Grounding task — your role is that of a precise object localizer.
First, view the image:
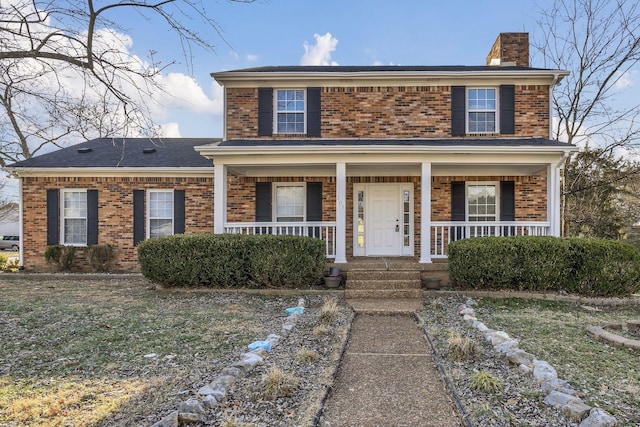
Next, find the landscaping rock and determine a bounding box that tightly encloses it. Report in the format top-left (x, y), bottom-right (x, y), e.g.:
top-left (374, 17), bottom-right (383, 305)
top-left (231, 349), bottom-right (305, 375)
top-left (579, 408), bottom-right (618, 427)
top-left (494, 339), bottom-right (520, 354)
top-left (221, 366), bottom-right (243, 378)
top-left (519, 364), bottom-right (533, 375)
top-left (475, 322), bottom-right (489, 332)
top-left (178, 412), bottom-right (203, 424)
top-left (541, 378), bottom-right (575, 395)
top-left (459, 307), bottom-right (476, 316)
top-left (150, 411), bottom-right (178, 427)
top-left (266, 333), bottom-right (282, 347)
top-left (506, 349), bottom-right (535, 367)
top-left (463, 314), bottom-right (477, 323)
top-left (543, 391), bottom-right (580, 408)
top-left (533, 360), bottom-right (558, 382)
top-left (491, 331), bottom-right (512, 346)
top-left (562, 399), bottom-right (592, 422)
top-left (202, 395), bottom-right (218, 409)
top-left (178, 399), bottom-right (205, 415)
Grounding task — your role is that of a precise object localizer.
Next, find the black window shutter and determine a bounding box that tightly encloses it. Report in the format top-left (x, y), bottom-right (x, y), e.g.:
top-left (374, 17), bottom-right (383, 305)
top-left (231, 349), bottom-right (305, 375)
top-left (255, 182), bottom-right (272, 222)
top-left (306, 88), bottom-right (321, 137)
top-left (500, 181), bottom-right (515, 221)
top-left (451, 86), bottom-right (466, 136)
top-left (133, 190), bottom-right (145, 245)
top-left (174, 190), bottom-right (185, 234)
top-left (306, 182), bottom-right (322, 221)
top-left (46, 189), bottom-right (59, 245)
top-left (258, 88), bottom-right (273, 136)
top-left (451, 181), bottom-right (466, 240)
top-left (87, 190), bottom-right (98, 245)
top-left (500, 85), bottom-right (515, 134)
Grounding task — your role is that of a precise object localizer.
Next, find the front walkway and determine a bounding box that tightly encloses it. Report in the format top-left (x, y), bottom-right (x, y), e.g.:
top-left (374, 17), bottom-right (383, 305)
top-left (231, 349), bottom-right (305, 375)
top-left (319, 303), bottom-right (462, 426)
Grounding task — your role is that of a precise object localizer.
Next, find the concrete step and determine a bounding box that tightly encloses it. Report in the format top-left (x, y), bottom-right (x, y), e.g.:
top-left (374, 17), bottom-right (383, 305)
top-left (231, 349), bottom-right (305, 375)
top-left (347, 279), bottom-right (422, 291)
top-left (345, 289), bottom-right (423, 299)
top-left (347, 270), bottom-right (421, 281)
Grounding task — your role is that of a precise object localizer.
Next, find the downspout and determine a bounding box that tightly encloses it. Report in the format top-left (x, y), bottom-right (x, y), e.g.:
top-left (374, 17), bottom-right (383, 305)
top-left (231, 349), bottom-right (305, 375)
top-left (18, 175), bottom-right (24, 270)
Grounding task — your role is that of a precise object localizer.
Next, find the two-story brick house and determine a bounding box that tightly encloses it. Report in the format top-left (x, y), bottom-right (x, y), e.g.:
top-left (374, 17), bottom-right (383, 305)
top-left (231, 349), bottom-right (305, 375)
top-left (7, 33), bottom-right (576, 273)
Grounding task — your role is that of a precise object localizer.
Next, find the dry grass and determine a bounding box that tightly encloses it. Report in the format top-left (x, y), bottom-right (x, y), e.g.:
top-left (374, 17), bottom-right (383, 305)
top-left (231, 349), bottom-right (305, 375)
top-left (447, 329), bottom-right (479, 360)
top-left (0, 276), bottom-right (297, 426)
top-left (261, 367), bottom-right (299, 399)
top-left (318, 298), bottom-right (341, 323)
top-left (295, 347), bottom-right (318, 363)
top-left (476, 298), bottom-right (640, 425)
top-left (470, 371), bottom-right (504, 394)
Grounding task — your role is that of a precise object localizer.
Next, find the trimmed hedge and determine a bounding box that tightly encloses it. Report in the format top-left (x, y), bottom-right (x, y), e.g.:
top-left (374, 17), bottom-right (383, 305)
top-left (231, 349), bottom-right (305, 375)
top-left (448, 236), bottom-right (640, 297)
top-left (137, 233), bottom-right (326, 288)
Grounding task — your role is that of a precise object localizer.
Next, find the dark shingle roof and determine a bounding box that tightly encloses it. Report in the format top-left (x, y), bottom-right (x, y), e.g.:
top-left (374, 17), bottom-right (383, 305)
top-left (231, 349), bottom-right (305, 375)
top-left (9, 138), bottom-right (218, 169)
top-left (218, 138), bottom-right (572, 148)
top-left (215, 65), bottom-right (552, 73)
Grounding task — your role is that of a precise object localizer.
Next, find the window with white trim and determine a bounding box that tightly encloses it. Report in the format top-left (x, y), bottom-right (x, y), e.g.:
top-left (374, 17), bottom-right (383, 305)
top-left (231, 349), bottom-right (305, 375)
top-left (467, 88), bottom-right (497, 133)
top-left (275, 89), bottom-right (305, 133)
top-left (148, 190), bottom-right (174, 238)
top-left (62, 190), bottom-right (87, 245)
top-left (467, 183), bottom-right (498, 222)
top-left (274, 184), bottom-right (305, 222)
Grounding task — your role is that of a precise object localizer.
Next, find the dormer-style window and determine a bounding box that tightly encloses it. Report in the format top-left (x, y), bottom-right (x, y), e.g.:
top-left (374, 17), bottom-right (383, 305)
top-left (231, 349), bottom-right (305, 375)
top-left (467, 88), bottom-right (497, 133)
top-left (275, 90), bottom-right (305, 134)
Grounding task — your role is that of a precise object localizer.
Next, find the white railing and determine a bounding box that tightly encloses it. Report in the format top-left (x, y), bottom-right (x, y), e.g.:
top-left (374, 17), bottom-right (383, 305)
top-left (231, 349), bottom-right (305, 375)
top-left (430, 221), bottom-right (551, 258)
top-left (224, 221), bottom-right (337, 258)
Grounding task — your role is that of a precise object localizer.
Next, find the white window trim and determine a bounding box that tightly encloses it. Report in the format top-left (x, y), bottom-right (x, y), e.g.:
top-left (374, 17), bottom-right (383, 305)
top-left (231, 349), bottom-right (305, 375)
top-left (146, 189), bottom-right (174, 239)
top-left (273, 182), bottom-right (306, 222)
top-left (465, 181), bottom-right (500, 222)
top-left (60, 189), bottom-right (88, 246)
top-left (273, 88), bottom-right (307, 134)
top-left (466, 87), bottom-right (499, 134)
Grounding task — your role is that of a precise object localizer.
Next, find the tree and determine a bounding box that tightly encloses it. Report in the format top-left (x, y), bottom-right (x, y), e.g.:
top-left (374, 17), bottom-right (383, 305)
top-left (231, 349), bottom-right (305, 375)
top-left (0, 0), bottom-right (251, 168)
top-left (533, 0), bottom-right (640, 236)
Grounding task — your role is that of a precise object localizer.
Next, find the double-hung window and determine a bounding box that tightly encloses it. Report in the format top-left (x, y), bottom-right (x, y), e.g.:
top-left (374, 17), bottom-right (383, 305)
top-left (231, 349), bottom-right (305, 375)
top-left (274, 184), bottom-right (305, 222)
top-left (467, 184), bottom-right (498, 222)
top-left (275, 89), bottom-right (305, 134)
top-left (468, 88), bottom-right (497, 133)
top-left (62, 190), bottom-right (87, 245)
top-left (148, 190), bottom-right (174, 238)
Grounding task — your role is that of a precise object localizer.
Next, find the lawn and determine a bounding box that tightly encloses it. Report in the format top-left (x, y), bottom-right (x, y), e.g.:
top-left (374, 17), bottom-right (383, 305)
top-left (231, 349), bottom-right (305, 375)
top-left (0, 275), bottom-right (344, 426)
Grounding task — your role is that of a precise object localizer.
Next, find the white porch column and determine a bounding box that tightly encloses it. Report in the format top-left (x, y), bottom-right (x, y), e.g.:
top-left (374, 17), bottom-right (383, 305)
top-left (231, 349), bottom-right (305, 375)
top-left (548, 163), bottom-right (561, 236)
top-left (420, 162), bottom-right (432, 263)
top-left (335, 162), bottom-right (347, 264)
top-left (214, 163), bottom-right (227, 234)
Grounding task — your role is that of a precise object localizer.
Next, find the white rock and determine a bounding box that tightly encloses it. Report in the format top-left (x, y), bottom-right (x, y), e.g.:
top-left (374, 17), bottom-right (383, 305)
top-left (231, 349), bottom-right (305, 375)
top-left (494, 339), bottom-right (520, 354)
top-left (150, 411), bottom-right (179, 427)
top-left (144, 353), bottom-right (158, 358)
top-left (475, 322), bottom-right (489, 332)
top-left (460, 307), bottom-right (476, 316)
top-left (533, 360), bottom-right (558, 382)
top-left (579, 408), bottom-right (618, 427)
top-left (519, 364), bottom-right (533, 375)
top-left (178, 398), bottom-right (205, 415)
top-left (562, 399), bottom-right (592, 422)
top-left (202, 394), bottom-right (218, 409)
top-left (506, 349), bottom-right (535, 366)
top-left (543, 391), bottom-right (580, 408)
top-left (491, 331), bottom-right (512, 346)
top-left (463, 314), bottom-right (477, 323)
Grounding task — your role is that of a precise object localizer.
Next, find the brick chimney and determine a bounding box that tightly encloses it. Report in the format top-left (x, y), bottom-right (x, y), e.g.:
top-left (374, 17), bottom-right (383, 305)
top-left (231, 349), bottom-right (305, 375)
top-left (486, 33), bottom-right (529, 67)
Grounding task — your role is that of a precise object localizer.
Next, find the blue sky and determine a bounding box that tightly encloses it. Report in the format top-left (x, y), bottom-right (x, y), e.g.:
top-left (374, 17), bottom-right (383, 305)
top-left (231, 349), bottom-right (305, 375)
top-left (107, 0), bottom-right (555, 139)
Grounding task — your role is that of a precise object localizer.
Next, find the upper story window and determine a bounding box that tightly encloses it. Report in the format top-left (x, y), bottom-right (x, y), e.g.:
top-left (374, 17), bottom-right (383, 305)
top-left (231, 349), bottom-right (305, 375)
top-left (275, 89), bottom-right (305, 133)
top-left (274, 183), bottom-right (305, 222)
top-left (467, 88), bottom-right (497, 133)
top-left (148, 190), bottom-right (174, 238)
top-left (61, 190), bottom-right (87, 245)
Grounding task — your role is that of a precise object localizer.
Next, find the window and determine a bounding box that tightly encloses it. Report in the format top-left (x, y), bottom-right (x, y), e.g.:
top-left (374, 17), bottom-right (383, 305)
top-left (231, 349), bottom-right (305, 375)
top-left (62, 190), bottom-right (87, 245)
top-left (148, 190), bottom-right (174, 238)
top-left (468, 88), bottom-right (497, 133)
top-left (467, 184), bottom-right (497, 222)
top-left (274, 184), bottom-right (305, 222)
top-left (275, 89), bottom-right (305, 133)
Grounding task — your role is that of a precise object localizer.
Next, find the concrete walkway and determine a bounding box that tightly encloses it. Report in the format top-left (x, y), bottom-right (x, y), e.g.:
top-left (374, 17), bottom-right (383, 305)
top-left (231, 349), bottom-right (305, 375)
top-left (319, 300), bottom-right (462, 426)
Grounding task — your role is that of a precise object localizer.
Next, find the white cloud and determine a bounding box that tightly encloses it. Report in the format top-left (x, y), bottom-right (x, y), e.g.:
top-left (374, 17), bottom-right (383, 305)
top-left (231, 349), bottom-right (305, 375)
top-left (155, 73), bottom-right (220, 115)
top-left (615, 70), bottom-right (637, 89)
top-left (300, 33), bottom-right (339, 66)
top-left (157, 122), bottom-right (182, 137)
top-left (246, 53), bottom-right (259, 62)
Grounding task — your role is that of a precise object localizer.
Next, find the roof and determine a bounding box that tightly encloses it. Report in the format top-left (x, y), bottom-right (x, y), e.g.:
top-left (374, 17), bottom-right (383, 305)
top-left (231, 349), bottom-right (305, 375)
top-left (8, 138), bottom-right (218, 169)
top-left (217, 65), bottom-right (551, 73)
top-left (217, 138), bottom-right (573, 148)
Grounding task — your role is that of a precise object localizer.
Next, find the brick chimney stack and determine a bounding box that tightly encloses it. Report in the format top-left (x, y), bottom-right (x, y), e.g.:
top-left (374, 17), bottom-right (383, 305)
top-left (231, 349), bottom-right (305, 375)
top-left (486, 33), bottom-right (529, 67)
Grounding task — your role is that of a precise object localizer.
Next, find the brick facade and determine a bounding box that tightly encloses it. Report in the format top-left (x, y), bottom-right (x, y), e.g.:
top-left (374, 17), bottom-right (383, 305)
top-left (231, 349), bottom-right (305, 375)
top-left (486, 33), bottom-right (530, 67)
top-left (226, 85), bottom-right (549, 140)
top-left (22, 176), bottom-right (214, 272)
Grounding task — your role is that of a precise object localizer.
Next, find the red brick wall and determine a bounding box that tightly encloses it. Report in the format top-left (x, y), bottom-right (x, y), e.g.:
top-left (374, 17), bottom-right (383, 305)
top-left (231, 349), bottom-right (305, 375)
top-left (21, 176), bottom-right (214, 272)
top-left (225, 85), bottom-right (550, 140)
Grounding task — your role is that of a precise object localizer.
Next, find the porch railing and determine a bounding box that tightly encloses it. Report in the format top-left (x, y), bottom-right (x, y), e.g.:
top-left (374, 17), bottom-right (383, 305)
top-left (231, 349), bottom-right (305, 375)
top-left (224, 221), bottom-right (337, 258)
top-left (430, 221), bottom-right (551, 258)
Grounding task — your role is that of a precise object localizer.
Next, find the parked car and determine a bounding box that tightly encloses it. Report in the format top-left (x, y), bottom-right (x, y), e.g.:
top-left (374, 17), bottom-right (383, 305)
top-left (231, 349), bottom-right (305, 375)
top-left (0, 235), bottom-right (20, 251)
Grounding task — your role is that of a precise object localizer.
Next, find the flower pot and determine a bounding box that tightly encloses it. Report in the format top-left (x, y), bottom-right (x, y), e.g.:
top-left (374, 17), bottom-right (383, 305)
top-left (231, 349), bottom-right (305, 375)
top-left (423, 277), bottom-right (441, 290)
top-left (324, 275), bottom-right (341, 289)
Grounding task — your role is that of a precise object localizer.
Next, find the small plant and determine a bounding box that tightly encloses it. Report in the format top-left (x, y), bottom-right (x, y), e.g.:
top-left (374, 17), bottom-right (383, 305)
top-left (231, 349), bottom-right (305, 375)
top-left (470, 371), bottom-right (504, 394)
top-left (319, 298), bottom-right (340, 323)
top-left (4, 258), bottom-right (20, 272)
top-left (295, 348), bottom-right (318, 363)
top-left (261, 367), bottom-right (299, 399)
top-left (0, 254), bottom-right (7, 271)
top-left (87, 244), bottom-right (114, 272)
top-left (313, 325), bottom-right (331, 336)
top-left (44, 245), bottom-right (76, 271)
top-left (447, 330), bottom-right (478, 360)
top-left (430, 298), bottom-right (445, 311)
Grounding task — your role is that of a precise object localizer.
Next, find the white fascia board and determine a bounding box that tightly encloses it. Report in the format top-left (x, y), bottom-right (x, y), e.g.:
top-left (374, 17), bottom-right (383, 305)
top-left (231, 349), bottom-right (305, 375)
top-left (7, 167), bottom-right (214, 178)
top-left (213, 70), bottom-right (570, 88)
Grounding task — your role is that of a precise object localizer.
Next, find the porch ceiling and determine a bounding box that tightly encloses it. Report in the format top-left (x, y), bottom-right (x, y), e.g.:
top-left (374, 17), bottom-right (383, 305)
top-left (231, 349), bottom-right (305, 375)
top-left (226, 163), bottom-right (548, 177)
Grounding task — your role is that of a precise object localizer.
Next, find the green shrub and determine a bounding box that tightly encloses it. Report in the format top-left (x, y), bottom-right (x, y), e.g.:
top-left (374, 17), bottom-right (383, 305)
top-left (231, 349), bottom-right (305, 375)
top-left (449, 236), bottom-right (640, 297)
top-left (44, 245), bottom-right (76, 272)
top-left (137, 233), bottom-right (326, 288)
top-left (87, 244), bottom-right (114, 272)
top-left (0, 254), bottom-right (7, 271)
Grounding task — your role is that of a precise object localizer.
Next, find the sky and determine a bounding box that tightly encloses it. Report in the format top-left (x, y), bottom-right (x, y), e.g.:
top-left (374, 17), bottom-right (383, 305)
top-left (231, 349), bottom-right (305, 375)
top-left (1, 0), bottom-right (639, 201)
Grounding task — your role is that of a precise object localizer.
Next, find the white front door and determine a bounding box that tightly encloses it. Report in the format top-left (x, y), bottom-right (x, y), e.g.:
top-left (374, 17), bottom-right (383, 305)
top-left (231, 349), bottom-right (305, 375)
top-left (368, 185), bottom-right (402, 255)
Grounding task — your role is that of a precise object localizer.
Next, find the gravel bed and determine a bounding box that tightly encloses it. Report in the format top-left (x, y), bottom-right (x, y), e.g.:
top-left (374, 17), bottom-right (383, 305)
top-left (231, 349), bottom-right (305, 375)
top-left (421, 295), bottom-right (577, 427)
top-left (146, 294), bottom-right (353, 427)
